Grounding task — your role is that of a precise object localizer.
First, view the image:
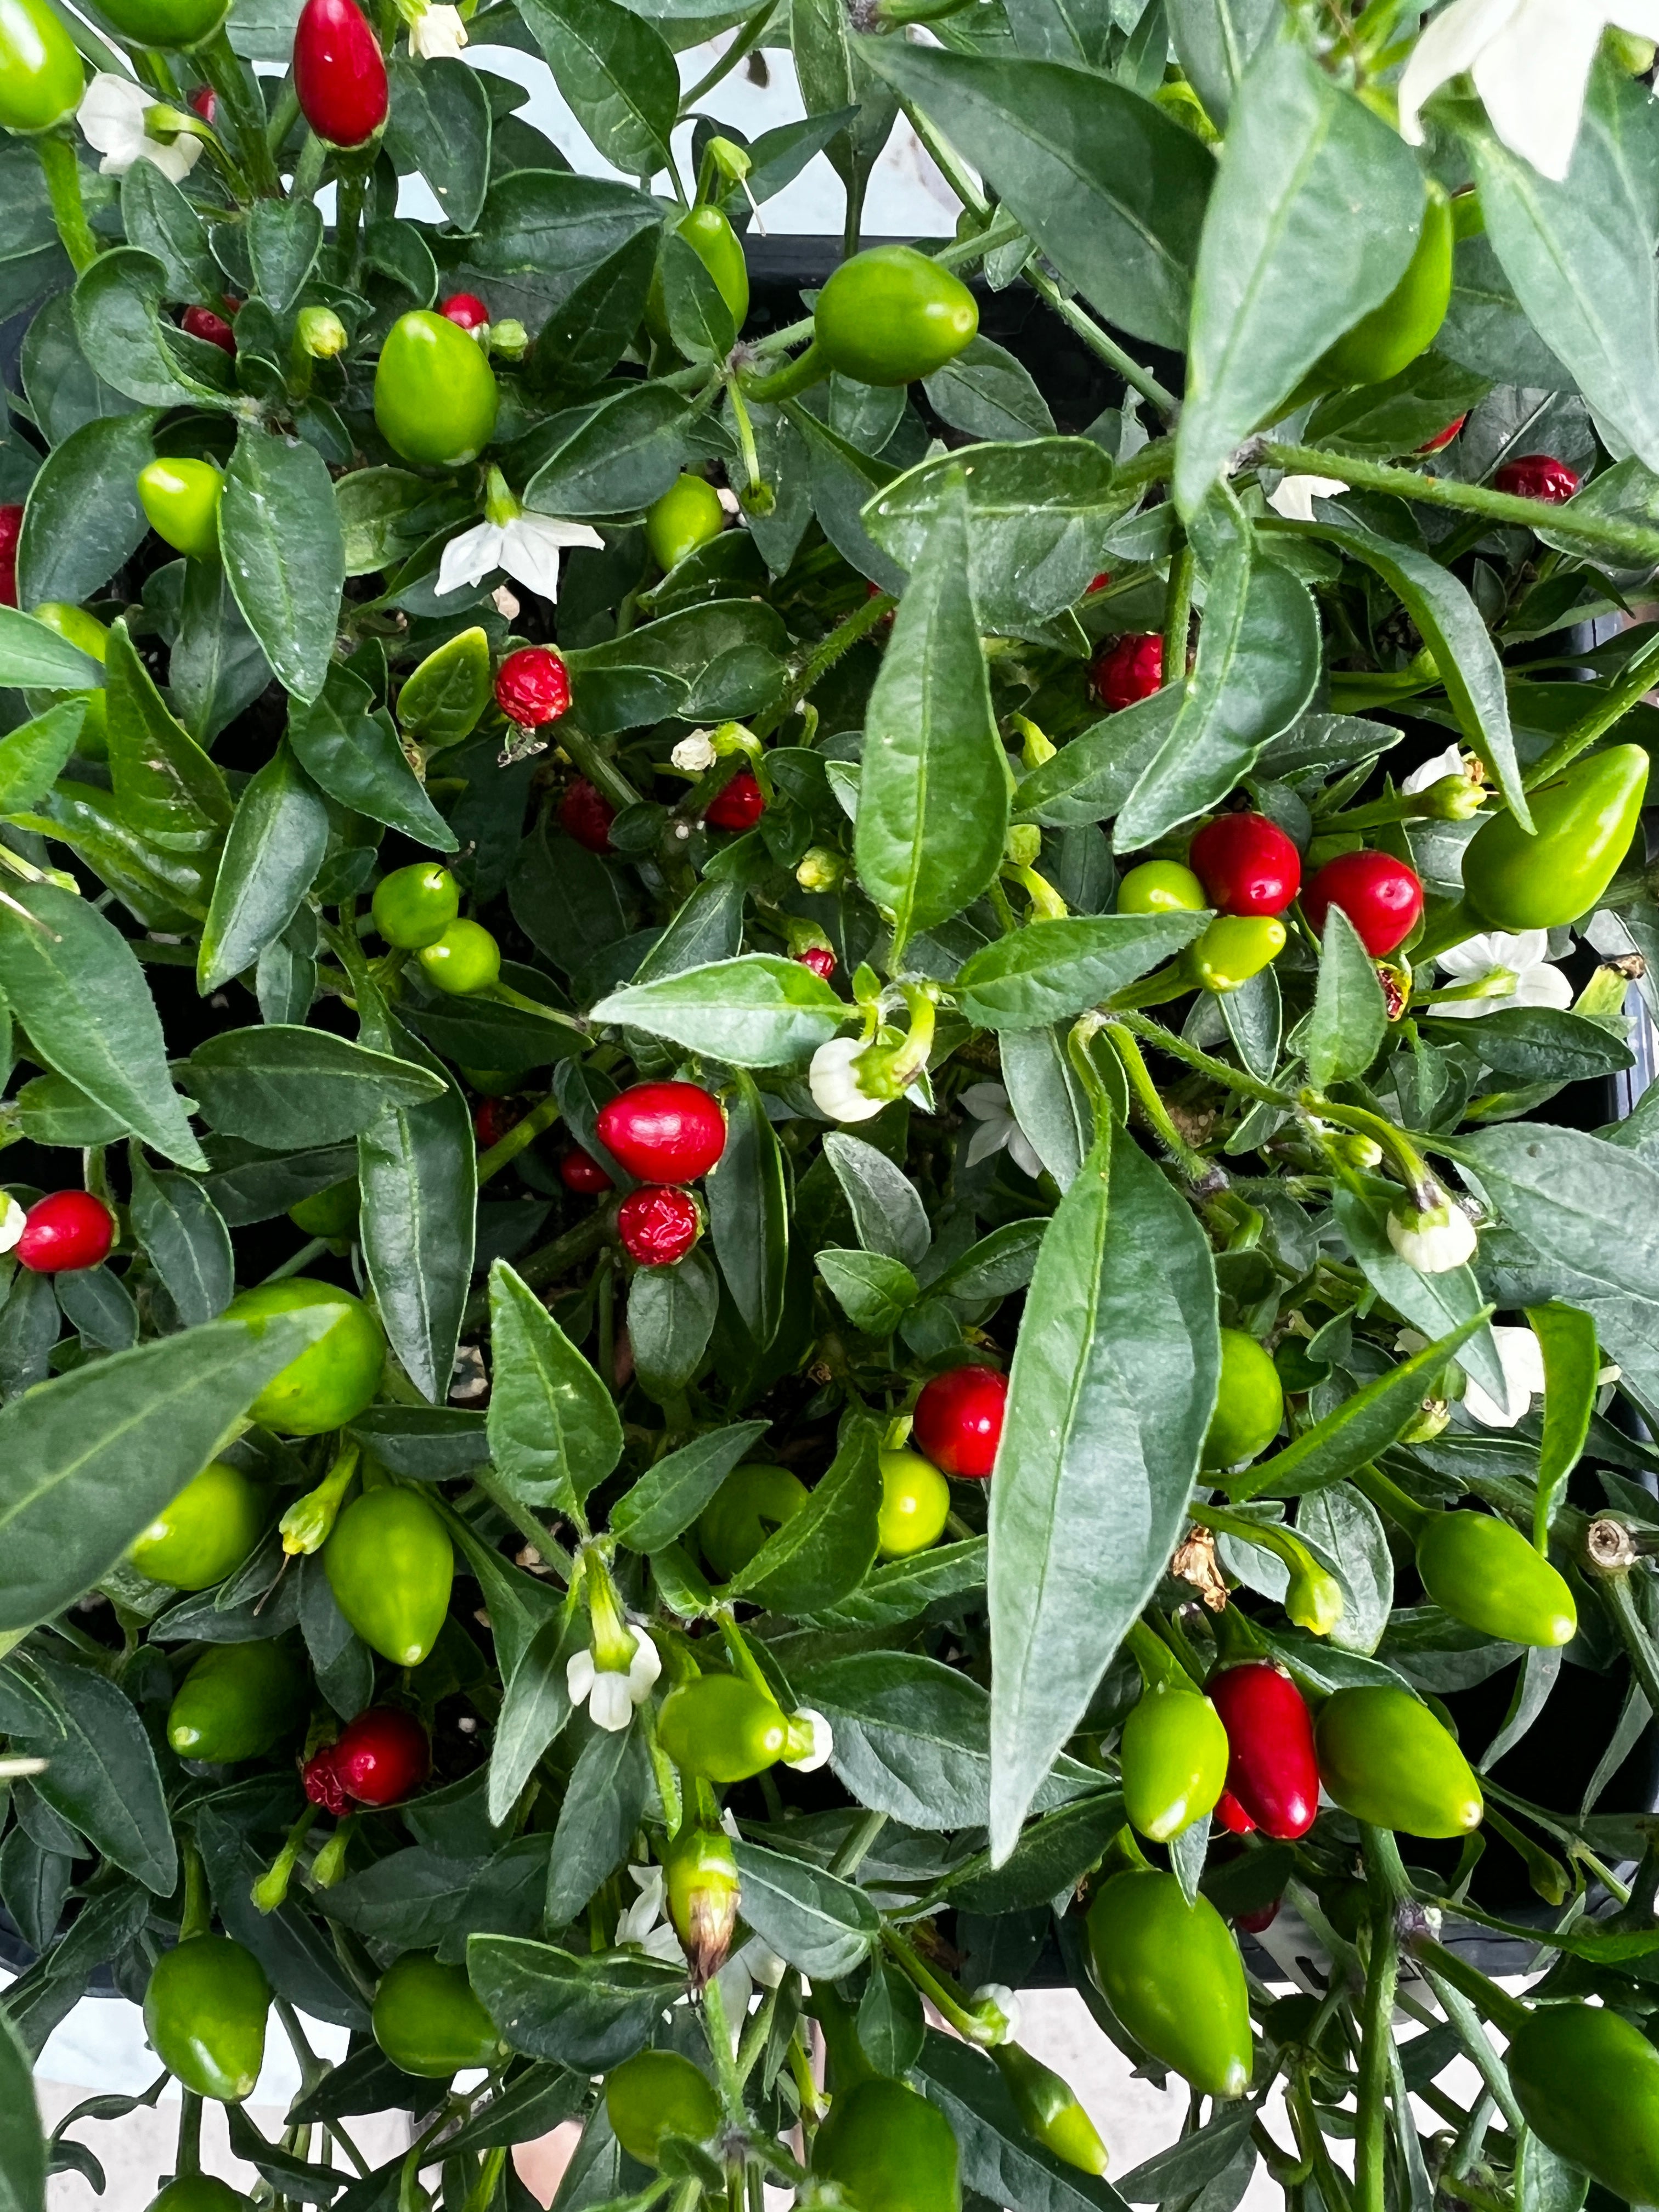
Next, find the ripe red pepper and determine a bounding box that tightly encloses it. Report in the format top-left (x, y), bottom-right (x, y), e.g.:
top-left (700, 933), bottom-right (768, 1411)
top-left (188, 83), bottom-right (216, 122)
top-left (182, 304), bottom-right (235, 355)
top-left (1416, 415), bottom-right (1466, 455)
top-left (1207, 1661), bottom-right (1319, 1842)
top-left (305, 1707), bottom-right (429, 1813)
top-left (560, 1146), bottom-right (614, 1194)
top-left (559, 776), bottom-right (614, 854)
top-left (1092, 633), bottom-right (1163, 712)
top-left (1302, 850), bottom-right (1423, 957)
top-left (1085, 571), bottom-right (1112, 595)
top-left (0, 505), bottom-right (21, 608)
top-left (293, 0), bottom-right (387, 149)
top-left (495, 646), bottom-right (570, 730)
top-left (795, 945), bottom-right (836, 981)
top-left (17, 1189), bottom-right (115, 1273)
top-left (1189, 812), bottom-right (1301, 918)
top-left (618, 1185), bottom-right (701, 1266)
top-left (1215, 1788), bottom-right (1255, 1836)
top-left (440, 291), bottom-right (489, 333)
top-left (912, 1364), bottom-right (1007, 1480)
top-left (596, 1082), bottom-right (725, 1183)
top-left (1494, 453), bottom-right (1580, 504)
top-left (706, 770), bottom-right (765, 831)
top-left (473, 1097), bottom-right (519, 1149)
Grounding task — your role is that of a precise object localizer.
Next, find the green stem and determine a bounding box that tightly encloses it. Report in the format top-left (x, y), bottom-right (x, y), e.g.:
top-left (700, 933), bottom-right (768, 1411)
top-left (754, 586), bottom-right (896, 740)
top-left (1024, 267), bottom-right (1181, 422)
top-left (882, 1923), bottom-right (983, 2040)
top-left (733, 1982), bottom-right (779, 2092)
top-left (176, 2092), bottom-right (203, 2177)
top-left (558, 721), bottom-right (640, 812)
top-left (1355, 1829), bottom-right (1405, 2212)
top-left (1348, 1463), bottom-right (1432, 1544)
top-left (467, 1468), bottom-right (577, 1580)
top-left (740, 339), bottom-right (830, 406)
top-left (1105, 1022), bottom-right (1215, 1183)
top-left (932, 211), bottom-right (1025, 273)
top-left (264, 71), bottom-right (299, 156)
top-left (724, 376), bottom-right (764, 496)
top-left (1593, 1565), bottom-right (1659, 1715)
top-left (830, 1808), bottom-right (888, 1880)
top-left (476, 1092), bottom-right (562, 1187)
top-left (180, 1835), bottom-right (211, 1940)
top-left (333, 167), bottom-right (366, 284)
top-left (899, 98), bottom-right (988, 219)
top-left (699, 1969), bottom-right (747, 2123)
top-left (1107, 1007), bottom-right (1293, 1107)
top-left (679, 0), bottom-right (777, 114)
top-left (1410, 1936), bottom-right (1528, 2040)
top-left (487, 980), bottom-right (586, 1033)
top-left (460, 1206), bottom-right (610, 1328)
top-left (36, 134), bottom-right (98, 273)
top-left (1304, 1093), bottom-right (1433, 1195)
top-left (1525, 627), bottom-right (1659, 789)
top-left (1260, 441), bottom-right (1659, 568)
top-left (262, 1235), bottom-right (328, 1284)
top-left (200, 25), bottom-right (280, 196)
top-left (1161, 539), bottom-right (1194, 682)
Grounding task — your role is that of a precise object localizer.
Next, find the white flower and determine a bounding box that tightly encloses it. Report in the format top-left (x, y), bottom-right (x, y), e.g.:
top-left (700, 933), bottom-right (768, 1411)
top-left (1400, 0), bottom-right (1659, 183)
top-left (1463, 1323), bottom-right (1548, 1427)
top-left (408, 1), bottom-right (466, 56)
top-left (0, 1195), bottom-right (25, 1255)
top-left (1433, 929), bottom-right (1572, 1019)
top-left (1267, 474), bottom-right (1346, 522)
top-left (809, 1036), bottom-right (885, 1123)
top-left (738, 1937), bottom-right (788, 1989)
top-left (961, 1082), bottom-right (1044, 1181)
top-left (782, 1707), bottom-right (833, 1773)
top-left (79, 74), bottom-right (203, 183)
top-left (1387, 1191), bottom-right (1479, 1273)
top-left (969, 1982), bottom-right (1023, 2046)
top-left (1402, 742), bottom-right (1466, 797)
top-left (615, 1863), bottom-right (687, 1961)
top-left (672, 732), bottom-right (718, 773)
top-left (437, 512), bottom-right (603, 603)
top-left (566, 1624), bottom-right (661, 1733)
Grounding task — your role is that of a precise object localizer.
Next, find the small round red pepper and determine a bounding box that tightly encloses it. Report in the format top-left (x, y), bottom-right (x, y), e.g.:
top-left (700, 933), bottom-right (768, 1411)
top-left (706, 770), bottom-right (765, 831)
top-left (495, 645), bottom-right (570, 730)
top-left (559, 776), bottom-right (614, 854)
top-left (1302, 849), bottom-right (1423, 957)
top-left (306, 1707), bottom-right (429, 1812)
top-left (293, 0), bottom-right (387, 148)
top-left (618, 1185), bottom-right (701, 1266)
top-left (560, 1146), bottom-right (614, 1194)
top-left (1092, 633), bottom-right (1163, 712)
top-left (1189, 812), bottom-right (1301, 918)
top-left (182, 304), bottom-right (236, 355)
top-left (1493, 453), bottom-right (1580, 504)
top-left (795, 945), bottom-right (836, 981)
top-left (1207, 1661), bottom-right (1319, 1842)
top-left (596, 1082), bottom-right (725, 1182)
top-left (188, 83), bottom-right (216, 121)
top-left (440, 291), bottom-right (489, 333)
top-left (473, 1097), bottom-right (520, 1149)
top-left (912, 1364), bottom-right (1007, 1480)
top-left (17, 1189), bottom-right (115, 1273)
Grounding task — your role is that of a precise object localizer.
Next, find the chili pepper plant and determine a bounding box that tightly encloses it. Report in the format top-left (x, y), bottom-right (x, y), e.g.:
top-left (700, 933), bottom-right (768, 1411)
top-left (6, 0), bottom-right (1659, 2207)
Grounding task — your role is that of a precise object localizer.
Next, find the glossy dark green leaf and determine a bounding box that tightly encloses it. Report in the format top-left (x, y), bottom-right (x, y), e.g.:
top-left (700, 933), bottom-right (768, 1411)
top-left (707, 1070), bottom-right (788, 1353)
top-left (221, 427), bottom-right (347, 705)
top-left (198, 742), bottom-right (330, 994)
top-left (923, 338), bottom-right (1055, 444)
top-left (128, 1153), bottom-right (234, 1327)
top-left (14, 1070), bottom-right (125, 1148)
top-left (0, 702), bottom-right (86, 811)
top-left (104, 618), bottom-right (232, 848)
top-left (245, 195), bottom-right (323, 311)
top-left (120, 161), bottom-right (215, 303)
top-left (661, 229), bottom-right (735, 363)
top-left (1013, 687), bottom-right (1183, 830)
top-left (1000, 1023), bottom-right (1093, 1192)
top-left (546, 1722), bottom-right (652, 1925)
top-left (629, 1247), bottom-right (719, 1402)
top-left (526, 384), bottom-right (694, 520)
top-left (488, 1257), bottom-right (623, 1508)
top-left (18, 290), bottom-right (124, 450)
top-left (386, 54), bottom-right (493, 233)
top-left (1458, 1122), bottom-right (1659, 1304)
top-left (815, 1248), bottom-right (917, 1334)
top-left (71, 250), bottom-right (233, 411)
top-left (593, 954), bottom-right (843, 1066)
top-left (508, 819), bottom-right (625, 975)
top-left (397, 626), bottom-right (492, 748)
top-left (731, 1839), bottom-right (879, 1978)
top-left (1526, 1300), bottom-right (1599, 1547)
top-left (726, 1416), bottom-right (881, 1614)
top-left (1334, 1190), bottom-right (1508, 1407)
top-left (189, 1025), bottom-right (445, 1146)
top-left (792, 0), bottom-right (897, 222)
top-left (609, 1421), bottom-right (771, 1553)
top-left (12, 1655), bottom-right (173, 1895)
top-left (1166, 0), bottom-right (1277, 128)
top-left (288, 668), bottom-right (456, 850)
top-left (1430, 1007), bottom-right (1633, 1084)
top-left (53, 1265), bottom-right (138, 1353)
top-left (989, 1124), bottom-right (1219, 1860)
top-left (469, 170), bottom-right (662, 394)
top-left (956, 913), bottom-right (1210, 1030)
top-left (517, 0), bottom-right (676, 177)
top-left (488, 1610), bottom-right (584, 1826)
top-left (823, 1132), bottom-right (930, 1267)
top-left (171, 556), bottom-right (274, 745)
top-left (0, 879), bottom-right (204, 1167)
top-left (1174, 40), bottom-right (1423, 515)
top-left (467, 1937), bottom-right (682, 2072)
top-left (14, 411), bottom-right (159, 611)
top-left (1304, 906), bottom-right (1387, 1090)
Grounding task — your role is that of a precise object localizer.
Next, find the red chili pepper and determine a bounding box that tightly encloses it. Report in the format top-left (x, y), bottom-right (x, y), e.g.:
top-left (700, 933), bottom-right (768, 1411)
top-left (912, 1364), bottom-right (1007, 1480)
top-left (795, 945), bottom-right (836, 981)
top-left (293, 0), bottom-right (388, 149)
top-left (559, 776), bottom-right (614, 855)
top-left (560, 1146), bottom-right (614, 1194)
top-left (17, 1190), bottom-right (115, 1273)
top-left (495, 646), bottom-right (570, 730)
top-left (440, 291), bottom-right (490, 333)
top-left (596, 1082), bottom-right (725, 1183)
top-left (1189, 812), bottom-right (1302, 918)
top-left (322, 1707), bottom-right (430, 1808)
top-left (618, 1185), bottom-right (701, 1266)
top-left (0, 505), bottom-right (22, 608)
top-left (1207, 1661), bottom-right (1319, 1842)
top-left (182, 304), bottom-right (236, 355)
top-left (302, 1745), bottom-right (349, 1815)
top-left (1493, 453), bottom-right (1580, 504)
top-left (188, 83), bottom-right (216, 122)
top-left (1215, 1788), bottom-right (1256, 1836)
top-left (706, 770), bottom-right (765, 831)
top-left (1092, 633), bottom-right (1163, 712)
top-left (1302, 849), bottom-right (1424, 957)
top-left (1236, 1898), bottom-right (1282, 1935)
top-left (1416, 415), bottom-right (1466, 455)
top-left (1085, 571), bottom-right (1113, 595)
top-left (473, 1097), bottom-right (520, 1149)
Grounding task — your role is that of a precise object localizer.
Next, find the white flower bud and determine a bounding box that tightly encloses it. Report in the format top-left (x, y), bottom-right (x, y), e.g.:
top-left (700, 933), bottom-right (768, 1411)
top-left (809, 1037), bottom-right (885, 1123)
top-left (782, 1707), bottom-right (833, 1772)
top-left (1387, 1194), bottom-right (1477, 1274)
top-left (672, 732), bottom-right (718, 773)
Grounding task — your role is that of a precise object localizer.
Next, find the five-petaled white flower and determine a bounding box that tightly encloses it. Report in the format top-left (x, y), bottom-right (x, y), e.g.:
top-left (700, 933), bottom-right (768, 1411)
top-left (80, 74), bottom-right (203, 183)
top-left (1267, 473), bottom-right (1346, 522)
top-left (1400, 0), bottom-right (1659, 184)
top-left (1433, 928), bottom-right (1572, 1019)
top-left (408, 1), bottom-right (466, 56)
top-left (961, 1082), bottom-right (1044, 1181)
top-left (566, 1622), bottom-right (661, 1733)
top-left (1465, 1324), bottom-right (1548, 1427)
top-left (614, 1863), bottom-right (690, 1962)
top-left (437, 467), bottom-right (602, 603)
top-left (1402, 742), bottom-right (1465, 797)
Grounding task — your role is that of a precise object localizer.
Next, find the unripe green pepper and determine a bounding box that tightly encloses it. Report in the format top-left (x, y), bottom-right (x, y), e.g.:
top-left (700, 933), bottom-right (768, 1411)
top-left (812, 2074), bottom-right (962, 2212)
top-left (1313, 1685), bottom-right (1483, 1837)
top-left (167, 1640), bottom-right (307, 1763)
top-left (374, 310), bottom-right (499, 470)
top-left (1185, 915), bottom-right (1285, 995)
top-left (31, 602), bottom-right (109, 755)
top-left (0, 0), bottom-right (84, 133)
top-left (877, 1447), bottom-right (951, 1559)
top-left (663, 1820), bottom-right (740, 1988)
top-left (1117, 860), bottom-right (1206, 916)
top-left (1506, 2001), bottom-right (1659, 2204)
top-left (371, 1954), bottom-right (502, 2078)
top-left (1415, 1512), bottom-right (1577, 1648)
top-left (95, 0), bottom-right (226, 49)
top-left (287, 1178), bottom-right (359, 1239)
top-left (1202, 1328), bottom-right (1283, 1469)
top-left (371, 861), bottom-right (459, 950)
top-left (656, 1673), bottom-right (813, 1782)
top-left (650, 204), bottom-right (750, 343)
top-left (992, 2043), bottom-right (1108, 2176)
top-left (1314, 183), bottom-right (1453, 390)
top-left (1462, 744), bottom-right (1649, 930)
top-left (324, 1485), bottom-right (453, 1667)
top-left (148, 2180), bottom-right (255, 2212)
top-left (1086, 1870), bottom-right (1251, 2099)
top-left (698, 1463), bottom-right (809, 1578)
top-left (814, 245), bottom-right (979, 387)
top-left (1120, 1681), bottom-right (1229, 1842)
top-left (646, 473), bottom-right (724, 573)
top-left (222, 1277), bottom-right (384, 1435)
top-left (128, 1459), bottom-right (268, 1590)
top-left (605, 2049), bottom-right (722, 2167)
top-left (416, 917), bottom-right (500, 996)
top-left (144, 1936), bottom-right (271, 2103)
top-left (137, 459), bottom-right (223, 562)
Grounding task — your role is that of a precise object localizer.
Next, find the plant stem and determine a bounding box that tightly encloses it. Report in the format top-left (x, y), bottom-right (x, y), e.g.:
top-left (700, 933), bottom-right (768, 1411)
top-left (1260, 441), bottom-right (1659, 568)
top-left (753, 588), bottom-right (896, 740)
top-left (289, 129), bottom-right (327, 200)
top-left (262, 1235), bottom-right (328, 1283)
top-left (679, 0), bottom-right (777, 114)
top-left (1161, 538), bottom-right (1194, 680)
top-left (265, 71), bottom-right (299, 155)
top-left (1107, 1007), bottom-right (1293, 1107)
top-left (900, 98), bottom-right (988, 220)
top-left (700, 1968), bottom-right (747, 2121)
top-left (558, 721), bottom-right (640, 812)
top-left (830, 1807), bottom-right (887, 1879)
top-left (1104, 1022), bottom-right (1215, 1183)
top-left (1355, 1829), bottom-right (1406, 2212)
top-left (1525, 626), bottom-right (1659, 788)
top-left (36, 134), bottom-right (98, 273)
top-left (476, 1092), bottom-right (562, 1187)
top-left (462, 1206), bottom-right (610, 1328)
top-left (933, 211), bottom-right (1025, 273)
top-left (176, 2091), bottom-right (203, 2176)
top-left (200, 26), bottom-right (280, 196)
top-left (1592, 1564), bottom-right (1659, 1714)
top-left (1023, 267), bottom-right (1181, 422)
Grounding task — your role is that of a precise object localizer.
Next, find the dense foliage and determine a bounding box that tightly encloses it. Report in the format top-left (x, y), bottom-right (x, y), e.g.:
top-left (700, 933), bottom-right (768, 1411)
top-left (9, 0), bottom-right (1659, 2208)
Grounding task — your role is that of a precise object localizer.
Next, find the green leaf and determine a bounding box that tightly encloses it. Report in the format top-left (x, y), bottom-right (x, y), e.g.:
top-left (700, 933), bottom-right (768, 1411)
top-left (1304, 906), bottom-right (1387, 1089)
top-left (801, 1536), bottom-right (987, 1632)
top-left (923, 337), bottom-right (1054, 444)
top-left (11, 1655), bottom-right (173, 1897)
top-left (15, 1071), bottom-right (126, 1149)
top-left (859, 41), bottom-right (1211, 352)
top-left (855, 467), bottom-right (1008, 957)
top-left (1334, 1190), bottom-right (1508, 1408)
top-left (546, 1722), bottom-right (652, 1926)
top-left (0, 2002), bottom-right (47, 2212)
top-left (591, 954), bottom-right (844, 1066)
top-left (945, 1789), bottom-right (1124, 1914)
top-left (488, 1258), bottom-right (623, 1509)
top-left (629, 1247), bottom-right (719, 1402)
top-left (1173, 39), bottom-right (1424, 516)
top-left (707, 1070), bottom-right (788, 1353)
top-left (1115, 538), bottom-right (1321, 846)
top-left (245, 195), bottom-right (323, 311)
top-left (816, 1248), bottom-right (918, 1334)
top-left (661, 229), bottom-right (735, 363)
top-left (128, 1153), bottom-right (234, 1327)
top-left (731, 1840), bottom-right (880, 1979)
top-left (71, 249), bottom-right (233, 410)
top-left (485, 1617), bottom-right (589, 1810)
top-left (397, 627), bottom-right (492, 748)
top-left (955, 913), bottom-right (1209, 1030)
top-left (823, 1132), bottom-right (930, 1267)
top-left (386, 54), bottom-right (493, 233)
top-left (198, 742), bottom-right (331, 994)
top-left (171, 557), bottom-right (274, 746)
top-left (1166, 0), bottom-right (1277, 128)
top-left (0, 611), bottom-right (101, 694)
top-left (1428, 1007), bottom-right (1633, 1084)
top-left (120, 161), bottom-right (215, 303)
top-left (792, 0), bottom-right (898, 224)
top-left (0, 1305), bottom-right (333, 1631)
top-left (0, 702), bottom-right (86, 811)
top-left (523, 383), bottom-right (692, 518)
top-left (517, 0), bottom-right (677, 177)
top-left (104, 619), bottom-right (233, 848)
top-left (916, 2031), bottom-right (1122, 2212)
top-left (287, 668), bottom-right (457, 850)
top-left (188, 1026), bottom-right (446, 1147)
top-left (1526, 1301), bottom-right (1599, 1548)
top-left (989, 1123), bottom-right (1220, 1860)
top-left (1013, 687), bottom-right (1183, 830)
top-left (608, 1420), bottom-right (770, 1553)
top-left (14, 411), bottom-right (159, 611)
top-left (1455, 1123), bottom-right (1659, 1305)
top-left (0, 879), bottom-right (205, 1168)
top-left (725, 1417), bottom-right (881, 1614)
top-left (221, 427), bottom-right (347, 705)
top-left (1226, 1311), bottom-right (1494, 1503)
top-left (467, 1937), bottom-right (682, 2073)
top-left (469, 170), bottom-right (662, 395)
